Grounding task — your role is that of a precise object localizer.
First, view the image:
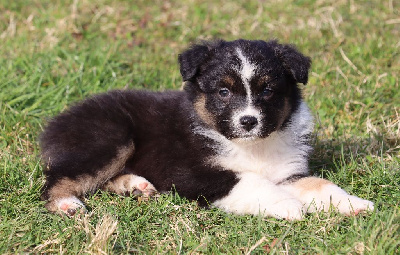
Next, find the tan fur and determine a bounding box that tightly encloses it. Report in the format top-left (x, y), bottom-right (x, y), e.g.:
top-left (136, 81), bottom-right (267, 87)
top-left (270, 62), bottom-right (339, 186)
top-left (293, 177), bottom-right (332, 195)
top-left (194, 94), bottom-right (216, 128)
top-left (222, 76), bottom-right (235, 87)
top-left (102, 174), bottom-right (134, 195)
top-left (45, 142), bottom-right (135, 212)
top-left (277, 98), bottom-right (292, 128)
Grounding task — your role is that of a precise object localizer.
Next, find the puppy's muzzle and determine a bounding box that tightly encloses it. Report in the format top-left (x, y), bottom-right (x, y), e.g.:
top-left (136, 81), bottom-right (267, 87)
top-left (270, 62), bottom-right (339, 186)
top-left (240, 115), bottom-right (258, 131)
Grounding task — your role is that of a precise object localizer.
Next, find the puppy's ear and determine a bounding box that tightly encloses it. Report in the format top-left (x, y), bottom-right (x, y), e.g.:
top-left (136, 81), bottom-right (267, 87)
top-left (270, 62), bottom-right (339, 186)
top-left (178, 40), bottom-right (223, 81)
top-left (274, 42), bottom-right (311, 84)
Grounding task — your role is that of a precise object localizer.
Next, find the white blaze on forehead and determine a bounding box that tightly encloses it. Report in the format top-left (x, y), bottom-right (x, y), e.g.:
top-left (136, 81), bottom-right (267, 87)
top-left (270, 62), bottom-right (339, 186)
top-left (235, 48), bottom-right (256, 105)
top-left (236, 48), bottom-right (255, 81)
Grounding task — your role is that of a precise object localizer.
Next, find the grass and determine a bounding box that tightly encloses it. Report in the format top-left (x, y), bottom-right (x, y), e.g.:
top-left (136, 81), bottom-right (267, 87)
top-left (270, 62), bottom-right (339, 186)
top-left (0, 0), bottom-right (399, 253)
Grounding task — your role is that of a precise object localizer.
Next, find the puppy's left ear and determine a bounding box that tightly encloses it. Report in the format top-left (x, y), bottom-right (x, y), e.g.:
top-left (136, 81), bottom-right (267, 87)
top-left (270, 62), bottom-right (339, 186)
top-left (275, 43), bottom-right (311, 84)
top-left (179, 44), bottom-right (209, 81)
top-left (178, 40), bottom-right (224, 81)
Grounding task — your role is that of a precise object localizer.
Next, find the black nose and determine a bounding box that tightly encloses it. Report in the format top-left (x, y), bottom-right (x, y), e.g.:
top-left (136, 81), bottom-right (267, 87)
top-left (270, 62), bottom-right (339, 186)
top-left (239, 115), bottom-right (258, 131)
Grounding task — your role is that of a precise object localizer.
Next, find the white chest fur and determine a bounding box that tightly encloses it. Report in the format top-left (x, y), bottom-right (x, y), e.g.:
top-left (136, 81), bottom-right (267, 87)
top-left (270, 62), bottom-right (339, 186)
top-left (215, 133), bottom-right (309, 183)
top-left (196, 101), bottom-right (314, 183)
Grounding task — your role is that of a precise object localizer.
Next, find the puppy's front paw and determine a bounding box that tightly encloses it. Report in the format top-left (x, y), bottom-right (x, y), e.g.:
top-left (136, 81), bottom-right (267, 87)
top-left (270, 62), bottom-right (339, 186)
top-left (313, 184), bottom-right (374, 215)
top-left (268, 198), bottom-right (305, 220)
top-left (335, 195), bottom-right (374, 215)
top-left (283, 177), bottom-right (374, 217)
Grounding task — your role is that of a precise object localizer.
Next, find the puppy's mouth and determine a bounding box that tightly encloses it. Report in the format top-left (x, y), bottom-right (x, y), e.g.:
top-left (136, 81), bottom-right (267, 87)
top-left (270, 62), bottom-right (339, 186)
top-left (238, 132), bottom-right (259, 139)
top-left (229, 129), bottom-right (262, 140)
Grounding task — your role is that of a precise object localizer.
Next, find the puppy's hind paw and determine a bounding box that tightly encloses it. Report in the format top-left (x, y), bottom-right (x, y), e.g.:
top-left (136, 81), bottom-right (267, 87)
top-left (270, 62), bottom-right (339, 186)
top-left (127, 176), bottom-right (157, 198)
top-left (104, 174), bottom-right (158, 198)
top-left (51, 197), bottom-right (86, 217)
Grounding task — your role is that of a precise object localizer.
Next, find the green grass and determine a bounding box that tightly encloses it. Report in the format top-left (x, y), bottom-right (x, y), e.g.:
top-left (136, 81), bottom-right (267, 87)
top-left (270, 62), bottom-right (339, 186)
top-left (0, 0), bottom-right (399, 253)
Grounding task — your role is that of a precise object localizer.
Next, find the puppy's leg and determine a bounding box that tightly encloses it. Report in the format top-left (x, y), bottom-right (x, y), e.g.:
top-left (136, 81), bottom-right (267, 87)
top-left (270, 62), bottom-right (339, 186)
top-left (43, 177), bottom-right (87, 217)
top-left (213, 173), bottom-right (305, 220)
top-left (281, 177), bottom-right (374, 215)
top-left (102, 173), bottom-right (157, 198)
top-left (40, 92), bottom-right (146, 216)
top-left (42, 143), bottom-right (135, 216)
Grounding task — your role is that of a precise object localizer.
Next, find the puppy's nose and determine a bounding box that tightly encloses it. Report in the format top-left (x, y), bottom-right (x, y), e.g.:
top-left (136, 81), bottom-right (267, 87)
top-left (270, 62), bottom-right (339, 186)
top-left (239, 115), bottom-right (258, 131)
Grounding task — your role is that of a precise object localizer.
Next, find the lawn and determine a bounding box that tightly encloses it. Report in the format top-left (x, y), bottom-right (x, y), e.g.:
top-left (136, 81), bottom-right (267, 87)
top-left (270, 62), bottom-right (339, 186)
top-left (0, 0), bottom-right (399, 253)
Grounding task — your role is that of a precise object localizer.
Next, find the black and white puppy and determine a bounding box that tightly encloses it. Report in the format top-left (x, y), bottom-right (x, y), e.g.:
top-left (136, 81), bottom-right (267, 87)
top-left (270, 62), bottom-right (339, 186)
top-left (40, 39), bottom-right (373, 220)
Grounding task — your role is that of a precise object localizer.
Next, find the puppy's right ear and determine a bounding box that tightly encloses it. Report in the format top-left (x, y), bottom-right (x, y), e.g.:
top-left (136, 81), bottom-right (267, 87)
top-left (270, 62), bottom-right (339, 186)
top-left (178, 40), bottom-right (222, 81)
top-left (272, 42), bottom-right (311, 85)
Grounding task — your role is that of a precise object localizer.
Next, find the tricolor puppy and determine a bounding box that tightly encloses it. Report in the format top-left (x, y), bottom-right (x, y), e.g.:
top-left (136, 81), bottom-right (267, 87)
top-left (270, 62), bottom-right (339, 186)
top-left (40, 39), bottom-right (373, 219)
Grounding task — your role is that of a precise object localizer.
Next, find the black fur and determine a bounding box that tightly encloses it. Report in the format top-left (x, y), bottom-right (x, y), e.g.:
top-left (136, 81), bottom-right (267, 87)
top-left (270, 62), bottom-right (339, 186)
top-left (178, 40), bottom-right (224, 81)
top-left (275, 173), bottom-right (310, 185)
top-left (40, 90), bottom-right (239, 205)
top-left (271, 41), bottom-right (311, 84)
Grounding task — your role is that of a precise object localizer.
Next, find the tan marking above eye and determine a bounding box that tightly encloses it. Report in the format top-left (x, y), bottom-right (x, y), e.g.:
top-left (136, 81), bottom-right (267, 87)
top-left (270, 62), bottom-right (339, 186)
top-left (257, 76), bottom-right (271, 86)
top-left (222, 76), bottom-right (235, 87)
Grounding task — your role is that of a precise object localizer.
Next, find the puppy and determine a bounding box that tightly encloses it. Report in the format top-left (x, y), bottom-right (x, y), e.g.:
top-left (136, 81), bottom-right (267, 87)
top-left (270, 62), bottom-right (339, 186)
top-left (40, 39), bottom-right (373, 219)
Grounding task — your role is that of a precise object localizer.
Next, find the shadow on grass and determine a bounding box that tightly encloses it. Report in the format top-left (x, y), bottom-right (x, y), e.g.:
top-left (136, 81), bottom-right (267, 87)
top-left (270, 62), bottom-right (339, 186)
top-left (309, 134), bottom-right (399, 176)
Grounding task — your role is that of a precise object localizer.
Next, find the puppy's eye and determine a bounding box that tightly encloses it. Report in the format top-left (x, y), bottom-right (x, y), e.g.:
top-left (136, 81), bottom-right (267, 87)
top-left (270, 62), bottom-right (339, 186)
top-left (261, 88), bottom-right (273, 99)
top-left (218, 88), bottom-right (231, 98)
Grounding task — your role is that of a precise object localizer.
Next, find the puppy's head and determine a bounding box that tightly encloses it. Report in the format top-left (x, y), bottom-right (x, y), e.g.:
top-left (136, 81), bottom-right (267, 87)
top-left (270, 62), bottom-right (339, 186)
top-left (180, 39), bottom-right (311, 140)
